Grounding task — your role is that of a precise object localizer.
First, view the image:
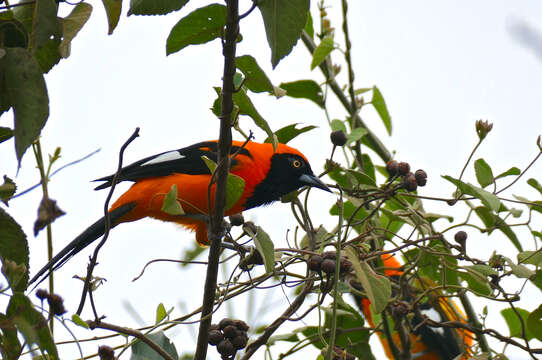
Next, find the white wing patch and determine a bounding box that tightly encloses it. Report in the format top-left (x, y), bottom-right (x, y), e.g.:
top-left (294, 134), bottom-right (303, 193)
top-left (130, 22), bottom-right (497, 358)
top-left (141, 151), bottom-right (184, 166)
top-left (421, 308), bottom-right (445, 335)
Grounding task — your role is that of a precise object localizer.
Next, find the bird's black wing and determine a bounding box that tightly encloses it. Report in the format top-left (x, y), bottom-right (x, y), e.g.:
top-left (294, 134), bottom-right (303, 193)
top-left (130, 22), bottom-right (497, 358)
top-left (93, 141), bottom-right (251, 190)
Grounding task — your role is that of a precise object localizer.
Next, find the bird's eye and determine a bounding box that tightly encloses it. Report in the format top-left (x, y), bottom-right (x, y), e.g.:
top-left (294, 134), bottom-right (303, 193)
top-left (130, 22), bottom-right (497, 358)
top-left (292, 159), bottom-right (302, 168)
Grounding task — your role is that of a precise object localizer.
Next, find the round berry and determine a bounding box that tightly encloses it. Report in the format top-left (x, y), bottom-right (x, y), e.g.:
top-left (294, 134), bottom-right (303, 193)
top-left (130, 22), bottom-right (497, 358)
top-left (308, 255), bottom-right (323, 271)
top-left (339, 258), bottom-right (352, 273)
top-left (398, 162), bottom-right (410, 176)
top-left (321, 259), bottom-right (336, 274)
top-left (415, 169), bottom-right (427, 186)
top-left (208, 330), bottom-right (224, 346)
top-left (229, 214), bottom-right (244, 226)
top-left (231, 334), bottom-right (249, 350)
top-left (218, 318), bottom-right (235, 330)
top-left (223, 325), bottom-right (240, 339)
top-left (330, 130), bottom-right (347, 147)
top-left (402, 172), bottom-right (417, 192)
top-left (36, 289), bottom-right (48, 300)
top-left (233, 319), bottom-right (249, 332)
top-left (98, 345), bottom-right (115, 360)
top-left (217, 339), bottom-right (236, 357)
top-left (47, 294), bottom-right (67, 316)
top-left (386, 160), bottom-right (399, 177)
top-left (322, 251), bottom-right (336, 260)
top-left (454, 231), bottom-right (467, 244)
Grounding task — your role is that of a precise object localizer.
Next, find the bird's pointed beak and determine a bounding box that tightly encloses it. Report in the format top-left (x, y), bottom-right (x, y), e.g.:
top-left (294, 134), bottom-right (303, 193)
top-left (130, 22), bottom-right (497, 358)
top-left (299, 174), bottom-right (332, 193)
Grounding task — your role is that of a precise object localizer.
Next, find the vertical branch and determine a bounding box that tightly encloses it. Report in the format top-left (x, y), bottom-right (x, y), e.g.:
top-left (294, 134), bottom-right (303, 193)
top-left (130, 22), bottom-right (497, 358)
top-left (193, 0), bottom-right (238, 358)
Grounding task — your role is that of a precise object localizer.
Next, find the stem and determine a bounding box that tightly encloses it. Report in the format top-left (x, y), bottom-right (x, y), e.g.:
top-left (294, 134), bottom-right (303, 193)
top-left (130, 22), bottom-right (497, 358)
top-left (32, 140), bottom-right (54, 334)
top-left (193, 0), bottom-right (238, 358)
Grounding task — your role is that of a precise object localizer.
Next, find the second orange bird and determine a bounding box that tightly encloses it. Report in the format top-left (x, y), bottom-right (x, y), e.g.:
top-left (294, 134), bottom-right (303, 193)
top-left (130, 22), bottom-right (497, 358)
top-left (30, 140), bottom-right (331, 285)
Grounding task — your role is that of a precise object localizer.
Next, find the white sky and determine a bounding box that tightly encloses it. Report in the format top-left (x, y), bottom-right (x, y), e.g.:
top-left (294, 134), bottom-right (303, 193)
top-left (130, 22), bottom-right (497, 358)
top-left (2, 1), bottom-right (542, 359)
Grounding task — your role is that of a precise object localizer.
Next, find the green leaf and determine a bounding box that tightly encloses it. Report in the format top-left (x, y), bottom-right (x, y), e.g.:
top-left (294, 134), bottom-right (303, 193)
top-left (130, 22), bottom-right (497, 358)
top-left (330, 119), bottom-right (347, 133)
top-left (236, 55), bottom-right (274, 94)
top-left (257, 0), bottom-right (310, 68)
top-left (371, 86), bottom-right (392, 135)
top-left (101, 0), bottom-right (122, 34)
top-left (71, 314), bottom-right (89, 329)
top-left (442, 175), bottom-right (502, 212)
top-left (531, 271), bottom-right (542, 292)
top-left (527, 178), bottom-right (542, 196)
top-left (243, 224), bottom-right (275, 273)
top-left (166, 4), bottom-right (226, 55)
top-left (518, 251), bottom-right (542, 267)
top-left (346, 247), bottom-right (391, 313)
top-left (310, 36), bottom-right (333, 70)
top-left (474, 158), bottom-right (494, 188)
top-left (279, 80), bottom-right (324, 107)
top-left (504, 257), bottom-right (535, 279)
top-left (129, 0), bottom-right (188, 16)
top-left (0, 207), bottom-right (29, 291)
top-left (0, 175), bottom-right (17, 205)
top-left (304, 9), bottom-right (313, 39)
top-left (1, 48), bottom-right (49, 165)
top-left (7, 294), bottom-right (57, 358)
top-left (232, 89), bottom-right (273, 144)
top-left (473, 206), bottom-right (522, 251)
top-left (347, 127), bottom-right (368, 144)
top-left (527, 305), bottom-right (542, 341)
top-left (460, 268), bottom-right (491, 296)
top-left (59, 3), bottom-right (92, 58)
top-left (17, 0), bottom-right (62, 50)
top-left (201, 155), bottom-right (246, 210)
top-left (494, 167), bottom-right (520, 180)
top-left (155, 303), bottom-right (167, 324)
top-left (130, 331), bottom-right (179, 360)
top-left (160, 185), bottom-right (185, 215)
top-left (33, 37), bottom-right (61, 73)
top-left (264, 123), bottom-right (316, 144)
top-left (354, 88), bottom-right (372, 95)
top-left (501, 307), bottom-right (534, 340)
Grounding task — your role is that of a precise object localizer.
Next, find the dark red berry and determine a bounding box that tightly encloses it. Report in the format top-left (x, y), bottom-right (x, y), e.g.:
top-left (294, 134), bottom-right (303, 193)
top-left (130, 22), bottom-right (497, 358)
top-left (233, 319), bottom-right (249, 332)
top-left (415, 169), bottom-right (427, 186)
top-left (217, 339), bottom-right (236, 357)
top-left (229, 214), bottom-right (244, 226)
top-left (209, 324), bottom-right (220, 331)
top-left (402, 172), bottom-right (417, 192)
top-left (218, 318), bottom-right (235, 330)
top-left (322, 251), bottom-right (336, 260)
top-left (398, 162), bottom-right (410, 176)
top-left (321, 259), bottom-right (336, 274)
top-left (36, 289), bottom-right (48, 300)
top-left (454, 231), bottom-right (467, 250)
top-left (391, 301), bottom-right (410, 318)
top-left (308, 255), bottom-right (323, 271)
top-left (47, 294), bottom-right (67, 316)
top-left (231, 334), bottom-right (249, 350)
top-left (330, 130), bottom-right (347, 147)
top-left (223, 325), bottom-right (240, 339)
top-left (208, 330), bottom-right (224, 346)
top-left (98, 345), bottom-right (115, 360)
top-left (386, 160), bottom-right (399, 176)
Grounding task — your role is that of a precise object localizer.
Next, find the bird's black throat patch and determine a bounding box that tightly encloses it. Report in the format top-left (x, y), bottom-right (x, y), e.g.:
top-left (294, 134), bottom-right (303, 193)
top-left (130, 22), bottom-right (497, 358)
top-left (244, 153), bottom-right (313, 209)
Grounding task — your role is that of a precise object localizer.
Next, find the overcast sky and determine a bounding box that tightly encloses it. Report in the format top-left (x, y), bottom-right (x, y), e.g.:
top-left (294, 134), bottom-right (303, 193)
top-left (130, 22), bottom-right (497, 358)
top-left (2, 1), bottom-right (542, 359)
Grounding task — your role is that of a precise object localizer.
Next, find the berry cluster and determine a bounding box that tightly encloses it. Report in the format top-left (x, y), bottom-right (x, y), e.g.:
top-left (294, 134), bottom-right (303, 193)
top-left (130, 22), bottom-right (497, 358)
top-left (36, 289), bottom-right (67, 316)
top-left (308, 251), bottom-right (352, 275)
top-left (386, 160), bottom-right (427, 192)
top-left (208, 318), bottom-right (250, 359)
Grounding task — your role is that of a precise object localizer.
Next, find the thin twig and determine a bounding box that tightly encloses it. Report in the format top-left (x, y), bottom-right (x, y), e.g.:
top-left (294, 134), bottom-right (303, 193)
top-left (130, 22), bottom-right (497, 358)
top-left (76, 128), bottom-right (140, 315)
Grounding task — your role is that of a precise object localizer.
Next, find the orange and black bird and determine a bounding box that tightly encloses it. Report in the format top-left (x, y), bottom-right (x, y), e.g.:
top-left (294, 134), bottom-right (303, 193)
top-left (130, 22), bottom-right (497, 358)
top-left (30, 140), bottom-right (331, 286)
top-left (356, 255), bottom-right (473, 360)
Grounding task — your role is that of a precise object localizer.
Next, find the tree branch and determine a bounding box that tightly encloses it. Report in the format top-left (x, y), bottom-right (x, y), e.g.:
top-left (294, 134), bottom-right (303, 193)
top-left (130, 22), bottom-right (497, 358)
top-left (193, 0), bottom-right (239, 358)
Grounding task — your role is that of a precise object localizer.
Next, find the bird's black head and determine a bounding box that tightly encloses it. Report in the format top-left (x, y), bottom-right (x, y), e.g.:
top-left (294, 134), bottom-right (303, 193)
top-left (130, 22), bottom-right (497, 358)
top-left (244, 152), bottom-right (331, 209)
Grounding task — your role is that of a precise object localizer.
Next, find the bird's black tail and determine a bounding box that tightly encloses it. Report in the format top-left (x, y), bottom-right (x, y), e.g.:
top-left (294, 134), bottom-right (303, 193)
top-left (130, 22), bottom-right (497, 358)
top-left (29, 202), bottom-right (136, 288)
